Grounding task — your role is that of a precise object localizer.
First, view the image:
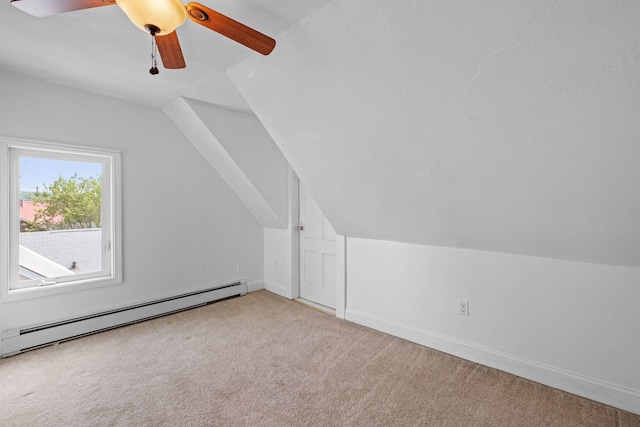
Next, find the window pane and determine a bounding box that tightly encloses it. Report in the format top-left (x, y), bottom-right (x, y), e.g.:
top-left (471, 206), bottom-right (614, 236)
top-left (18, 157), bottom-right (103, 283)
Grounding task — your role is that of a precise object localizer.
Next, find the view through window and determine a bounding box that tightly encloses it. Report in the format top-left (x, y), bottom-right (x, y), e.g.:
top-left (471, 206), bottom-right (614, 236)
top-left (18, 157), bottom-right (103, 284)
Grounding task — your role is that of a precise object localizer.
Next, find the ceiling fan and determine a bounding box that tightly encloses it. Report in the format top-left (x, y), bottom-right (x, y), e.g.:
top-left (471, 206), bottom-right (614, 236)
top-left (10, 0), bottom-right (276, 73)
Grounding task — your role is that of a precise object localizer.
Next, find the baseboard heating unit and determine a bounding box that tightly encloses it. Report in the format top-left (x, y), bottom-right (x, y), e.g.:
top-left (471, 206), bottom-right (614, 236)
top-left (1, 282), bottom-right (247, 358)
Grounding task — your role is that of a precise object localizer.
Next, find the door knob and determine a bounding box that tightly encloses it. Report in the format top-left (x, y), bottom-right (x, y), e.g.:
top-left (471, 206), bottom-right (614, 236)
top-left (297, 224), bottom-right (304, 231)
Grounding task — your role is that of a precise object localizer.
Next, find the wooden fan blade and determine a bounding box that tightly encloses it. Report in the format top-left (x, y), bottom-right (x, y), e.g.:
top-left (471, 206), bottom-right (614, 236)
top-left (156, 31), bottom-right (186, 69)
top-left (10, 0), bottom-right (115, 17)
top-left (185, 2), bottom-right (275, 55)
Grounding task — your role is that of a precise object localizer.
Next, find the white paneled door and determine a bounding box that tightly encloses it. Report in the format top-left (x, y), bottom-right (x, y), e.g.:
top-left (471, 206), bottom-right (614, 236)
top-left (299, 182), bottom-right (337, 309)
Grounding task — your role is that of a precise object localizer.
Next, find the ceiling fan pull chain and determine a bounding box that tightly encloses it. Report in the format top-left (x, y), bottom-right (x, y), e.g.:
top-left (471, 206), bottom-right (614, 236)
top-left (149, 33), bottom-right (159, 75)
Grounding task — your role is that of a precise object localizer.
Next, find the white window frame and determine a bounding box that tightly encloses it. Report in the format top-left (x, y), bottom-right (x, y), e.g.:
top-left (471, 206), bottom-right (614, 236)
top-left (0, 137), bottom-right (122, 302)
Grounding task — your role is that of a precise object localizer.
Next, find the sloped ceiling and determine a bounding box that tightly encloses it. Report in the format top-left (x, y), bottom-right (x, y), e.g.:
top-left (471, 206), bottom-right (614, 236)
top-left (163, 97), bottom-right (289, 228)
top-left (230, 0), bottom-right (640, 266)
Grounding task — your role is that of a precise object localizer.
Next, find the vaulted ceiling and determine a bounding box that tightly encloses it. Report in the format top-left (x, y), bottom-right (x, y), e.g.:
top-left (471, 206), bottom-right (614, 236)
top-left (2, 0), bottom-right (639, 267)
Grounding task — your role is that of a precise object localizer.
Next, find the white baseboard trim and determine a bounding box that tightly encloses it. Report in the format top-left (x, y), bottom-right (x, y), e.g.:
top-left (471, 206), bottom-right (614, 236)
top-left (345, 308), bottom-right (640, 415)
top-left (264, 280), bottom-right (290, 299)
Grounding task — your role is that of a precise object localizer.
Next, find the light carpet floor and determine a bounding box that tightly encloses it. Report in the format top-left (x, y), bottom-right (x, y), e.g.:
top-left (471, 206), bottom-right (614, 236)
top-left (1, 290), bottom-right (638, 426)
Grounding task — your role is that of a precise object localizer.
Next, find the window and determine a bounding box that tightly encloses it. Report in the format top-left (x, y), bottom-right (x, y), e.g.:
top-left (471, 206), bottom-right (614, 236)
top-left (1, 138), bottom-right (122, 300)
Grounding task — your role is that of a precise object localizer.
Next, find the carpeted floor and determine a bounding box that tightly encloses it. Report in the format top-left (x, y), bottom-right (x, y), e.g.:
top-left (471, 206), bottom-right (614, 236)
top-left (1, 290), bottom-right (639, 426)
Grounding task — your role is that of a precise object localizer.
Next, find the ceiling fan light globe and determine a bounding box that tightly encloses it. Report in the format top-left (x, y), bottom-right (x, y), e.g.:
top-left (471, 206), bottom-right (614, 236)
top-left (115, 0), bottom-right (187, 35)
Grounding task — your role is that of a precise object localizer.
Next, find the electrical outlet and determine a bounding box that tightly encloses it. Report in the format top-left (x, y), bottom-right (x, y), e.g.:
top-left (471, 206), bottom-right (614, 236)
top-left (458, 299), bottom-right (469, 316)
top-left (236, 263), bottom-right (242, 273)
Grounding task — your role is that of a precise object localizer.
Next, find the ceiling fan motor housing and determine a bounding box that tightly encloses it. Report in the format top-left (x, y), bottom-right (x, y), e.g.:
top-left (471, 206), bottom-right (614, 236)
top-left (186, 5), bottom-right (208, 21)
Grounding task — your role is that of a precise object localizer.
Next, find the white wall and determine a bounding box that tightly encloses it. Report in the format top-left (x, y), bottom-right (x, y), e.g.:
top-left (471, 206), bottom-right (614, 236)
top-left (263, 227), bottom-right (293, 298)
top-left (0, 70), bottom-right (264, 339)
top-left (346, 238), bottom-right (640, 414)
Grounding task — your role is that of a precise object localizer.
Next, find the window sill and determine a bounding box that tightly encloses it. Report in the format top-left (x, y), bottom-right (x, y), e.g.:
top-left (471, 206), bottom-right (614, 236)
top-left (1, 275), bottom-right (123, 304)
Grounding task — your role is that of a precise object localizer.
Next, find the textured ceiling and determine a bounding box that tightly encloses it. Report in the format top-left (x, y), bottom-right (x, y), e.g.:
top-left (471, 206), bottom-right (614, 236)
top-left (0, 0), bottom-right (333, 110)
top-left (231, 0), bottom-right (640, 266)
